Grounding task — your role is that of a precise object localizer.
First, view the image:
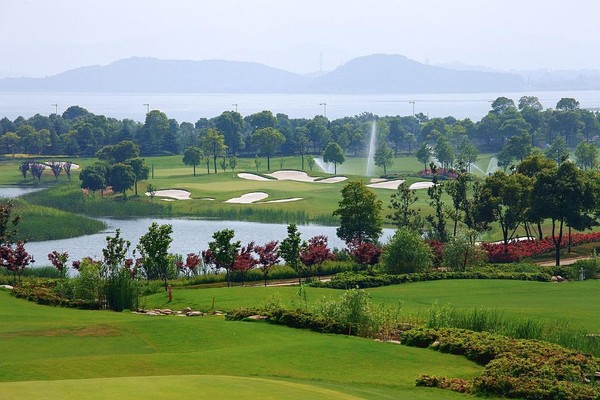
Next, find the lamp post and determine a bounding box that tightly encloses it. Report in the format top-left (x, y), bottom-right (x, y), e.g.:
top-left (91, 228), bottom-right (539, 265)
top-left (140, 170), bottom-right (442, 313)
top-left (143, 103), bottom-right (150, 114)
top-left (51, 104), bottom-right (58, 115)
top-left (232, 103), bottom-right (238, 113)
top-left (409, 101), bottom-right (416, 135)
top-left (319, 102), bottom-right (327, 118)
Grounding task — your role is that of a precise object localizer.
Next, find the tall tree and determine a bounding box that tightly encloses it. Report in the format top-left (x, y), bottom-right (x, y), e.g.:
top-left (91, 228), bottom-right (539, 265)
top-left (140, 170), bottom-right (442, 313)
top-left (251, 127), bottom-right (285, 171)
top-left (208, 229), bottom-right (241, 287)
top-left (531, 162), bottom-right (594, 266)
top-left (388, 182), bottom-right (422, 232)
top-left (416, 142), bottom-right (432, 170)
top-left (201, 128), bottom-right (227, 173)
top-left (278, 224), bottom-right (304, 285)
top-left (125, 158), bottom-right (150, 196)
top-left (474, 171), bottom-right (532, 252)
top-left (575, 141), bottom-right (599, 170)
top-left (182, 146), bottom-right (202, 176)
top-left (333, 180), bottom-right (383, 244)
top-left (140, 110), bottom-right (169, 155)
top-left (374, 141), bottom-right (394, 175)
top-left (214, 111), bottom-right (244, 154)
top-left (137, 222), bottom-right (173, 289)
top-left (434, 136), bottom-right (454, 169)
top-left (322, 142), bottom-right (345, 174)
top-left (109, 163), bottom-right (135, 197)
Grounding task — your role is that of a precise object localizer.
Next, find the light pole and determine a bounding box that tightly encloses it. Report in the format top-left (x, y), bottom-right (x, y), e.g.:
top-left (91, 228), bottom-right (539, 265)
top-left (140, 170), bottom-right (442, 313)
top-left (319, 102), bottom-right (327, 118)
top-left (143, 103), bottom-right (150, 114)
top-left (232, 103), bottom-right (238, 113)
top-left (409, 101), bottom-right (416, 135)
top-left (51, 104), bottom-right (58, 115)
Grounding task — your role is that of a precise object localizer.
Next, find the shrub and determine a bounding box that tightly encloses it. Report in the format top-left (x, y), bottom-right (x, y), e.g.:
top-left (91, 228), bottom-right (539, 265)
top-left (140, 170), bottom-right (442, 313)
top-left (442, 230), bottom-right (486, 271)
top-left (402, 328), bottom-right (600, 400)
top-left (382, 228), bottom-right (433, 274)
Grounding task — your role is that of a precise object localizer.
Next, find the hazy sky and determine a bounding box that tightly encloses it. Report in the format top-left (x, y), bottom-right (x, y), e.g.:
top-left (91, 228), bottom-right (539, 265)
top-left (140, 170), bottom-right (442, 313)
top-left (1, 0), bottom-right (599, 78)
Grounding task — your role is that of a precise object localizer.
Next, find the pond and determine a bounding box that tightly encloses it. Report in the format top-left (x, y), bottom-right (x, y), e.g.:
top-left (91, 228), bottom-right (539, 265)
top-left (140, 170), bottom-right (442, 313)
top-left (26, 218), bottom-right (395, 265)
top-left (0, 186), bottom-right (394, 265)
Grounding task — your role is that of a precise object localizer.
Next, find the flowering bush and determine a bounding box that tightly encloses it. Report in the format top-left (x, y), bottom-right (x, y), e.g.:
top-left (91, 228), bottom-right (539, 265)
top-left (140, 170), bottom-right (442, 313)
top-left (483, 232), bottom-right (600, 263)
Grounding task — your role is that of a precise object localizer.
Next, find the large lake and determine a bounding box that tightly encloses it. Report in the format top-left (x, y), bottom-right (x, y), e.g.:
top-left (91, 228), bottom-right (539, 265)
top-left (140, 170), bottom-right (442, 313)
top-left (2, 90), bottom-right (600, 122)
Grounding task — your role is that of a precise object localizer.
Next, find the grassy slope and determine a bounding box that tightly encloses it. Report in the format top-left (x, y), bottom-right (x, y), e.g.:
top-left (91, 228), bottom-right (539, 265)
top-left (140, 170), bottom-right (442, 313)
top-left (0, 290), bottom-right (482, 399)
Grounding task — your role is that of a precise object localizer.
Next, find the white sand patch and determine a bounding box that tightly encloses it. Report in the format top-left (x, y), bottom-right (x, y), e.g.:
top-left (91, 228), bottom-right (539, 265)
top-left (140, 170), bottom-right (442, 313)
top-left (146, 189), bottom-right (192, 200)
top-left (409, 181), bottom-right (435, 190)
top-left (199, 197), bottom-right (215, 201)
top-left (267, 170), bottom-right (316, 182)
top-left (367, 179), bottom-right (405, 190)
top-left (0, 285), bottom-right (13, 290)
top-left (161, 198), bottom-right (175, 202)
top-left (237, 173), bottom-right (272, 181)
top-left (225, 192), bottom-right (269, 204)
top-left (317, 176), bottom-right (348, 183)
top-left (370, 178), bottom-right (386, 183)
top-left (262, 197), bottom-right (303, 203)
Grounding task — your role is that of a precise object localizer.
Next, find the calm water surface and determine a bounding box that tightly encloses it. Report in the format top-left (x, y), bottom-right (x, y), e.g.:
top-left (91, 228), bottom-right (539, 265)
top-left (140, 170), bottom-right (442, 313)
top-left (2, 90), bottom-right (600, 122)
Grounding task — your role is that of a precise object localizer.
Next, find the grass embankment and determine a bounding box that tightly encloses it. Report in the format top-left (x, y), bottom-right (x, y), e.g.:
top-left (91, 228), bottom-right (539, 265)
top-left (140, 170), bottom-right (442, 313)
top-left (0, 289), bottom-right (483, 399)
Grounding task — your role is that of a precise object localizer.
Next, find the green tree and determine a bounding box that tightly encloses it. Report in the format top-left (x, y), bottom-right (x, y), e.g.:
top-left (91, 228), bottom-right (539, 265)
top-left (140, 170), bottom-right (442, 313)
top-left (109, 163), bottom-right (135, 197)
top-left (545, 136), bottom-right (569, 163)
top-left (445, 169), bottom-right (475, 236)
top-left (252, 127), bottom-right (285, 171)
top-left (518, 96), bottom-right (543, 111)
top-left (333, 180), bottom-right (383, 244)
top-left (456, 138), bottom-right (479, 172)
top-left (531, 162), bottom-right (595, 266)
top-left (96, 140), bottom-right (140, 163)
top-left (382, 228), bottom-right (433, 274)
top-left (474, 171), bottom-right (532, 252)
top-left (214, 111), bottom-right (244, 154)
top-left (137, 222), bottom-right (173, 289)
top-left (0, 132), bottom-right (20, 157)
top-left (140, 110), bottom-right (169, 155)
top-left (278, 223), bottom-right (304, 285)
top-left (575, 141), bottom-right (599, 170)
top-left (434, 136), bottom-right (454, 168)
top-left (125, 158), bottom-right (150, 196)
top-left (201, 128), bottom-right (227, 173)
top-left (415, 142), bottom-right (432, 170)
top-left (388, 182), bottom-right (422, 232)
top-left (426, 167), bottom-right (448, 242)
top-left (323, 142), bottom-right (345, 174)
top-left (79, 162), bottom-right (108, 194)
top-left (182, 146), bottom-right (202, 176)
top-left (374, 141), bottom-right (394, 175)
top-left (556, 97), bottom-right (580, 111)
top-left (490, 96), bottom-right (516, 115)
top-left (208, 229), bottom-right (241, 287)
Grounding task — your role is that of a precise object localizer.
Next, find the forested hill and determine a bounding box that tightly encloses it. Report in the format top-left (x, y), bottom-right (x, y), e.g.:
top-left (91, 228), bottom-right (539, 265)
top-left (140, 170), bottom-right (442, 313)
top-left (0, 54), bottom-right (525, 94)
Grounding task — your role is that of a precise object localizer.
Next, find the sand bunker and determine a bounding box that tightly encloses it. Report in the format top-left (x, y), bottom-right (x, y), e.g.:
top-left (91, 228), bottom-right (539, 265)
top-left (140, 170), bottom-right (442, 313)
top-left (409, 182), bottom-right (435, 190)
top-left (370, 178), bottom-right (386, 183)
top-left (263, 197), bottom-right (303, 203)
top-left (237, 173), bottom-right (272, 181)
top-left (237, 170), bottom-right (347, 184)
top-left (146, 189), bottom-right (191, 200)
top-left (225, 192), bottom-right (269, 204)
top-left (366, 179), bottom-right (405, 190)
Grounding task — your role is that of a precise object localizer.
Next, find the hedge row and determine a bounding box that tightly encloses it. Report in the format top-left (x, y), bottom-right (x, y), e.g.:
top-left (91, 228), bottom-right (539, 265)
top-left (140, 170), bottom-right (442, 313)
top-left (403, 328), bottom-right (600, 400)
top-left (11, 280), bottom-right (101, 309)
top-left (311, 270), bottom-right (551, 289)
top-left (226, 307), bottom-right (351, 335)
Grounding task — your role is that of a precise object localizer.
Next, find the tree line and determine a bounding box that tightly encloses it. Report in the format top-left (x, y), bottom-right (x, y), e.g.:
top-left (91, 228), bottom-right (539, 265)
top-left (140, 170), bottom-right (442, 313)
top-left (2, 96), bottom-right (600, 173)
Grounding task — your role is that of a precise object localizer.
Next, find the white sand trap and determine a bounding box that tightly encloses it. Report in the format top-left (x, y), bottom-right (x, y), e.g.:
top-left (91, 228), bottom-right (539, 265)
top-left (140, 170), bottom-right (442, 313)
top-left (161, 198), bottom-right (175, 202)
top-left (409, 181), bottom-right (435, 190)
top-left (262, 197), bottom-right (303, 203)
top-left (237, 173), bottom-right (272, 181)
top-left (199, 197), bottom-right (215, 201)
top-left (267, 170), bottom-right (347, 184)
top-left (367, 179), bottom-right (405, 190)
top-left (370, 178), bottom-right (386, 183)
top-left (146, 189), bottom-right (191, 200)
top-left (225, 192), bottom-right (269, 204)
top-left (317, 176), bottom-right (348, 183)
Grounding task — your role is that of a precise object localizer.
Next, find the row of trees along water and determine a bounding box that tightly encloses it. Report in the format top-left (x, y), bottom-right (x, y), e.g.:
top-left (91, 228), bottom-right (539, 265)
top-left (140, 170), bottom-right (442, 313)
top-left (1, 96), bottom-right (600, 170)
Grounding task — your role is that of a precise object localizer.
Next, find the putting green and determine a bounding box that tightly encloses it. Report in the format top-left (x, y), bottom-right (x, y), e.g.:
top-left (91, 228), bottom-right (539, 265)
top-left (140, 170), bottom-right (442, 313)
top-left (0, 375), bottom-right (363, 400)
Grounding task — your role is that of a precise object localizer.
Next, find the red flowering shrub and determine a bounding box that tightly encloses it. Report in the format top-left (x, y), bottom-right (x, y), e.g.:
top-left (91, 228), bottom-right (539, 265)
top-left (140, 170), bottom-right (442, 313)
top-left (483, 232), bottom-right (600, 263)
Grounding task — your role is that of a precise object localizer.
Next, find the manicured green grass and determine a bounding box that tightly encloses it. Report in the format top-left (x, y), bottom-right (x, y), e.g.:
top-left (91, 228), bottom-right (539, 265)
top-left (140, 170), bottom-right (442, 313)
top-left (0, 290), bottom-right (483, 399)
top-left (144, 280), bottom-right (600, 333)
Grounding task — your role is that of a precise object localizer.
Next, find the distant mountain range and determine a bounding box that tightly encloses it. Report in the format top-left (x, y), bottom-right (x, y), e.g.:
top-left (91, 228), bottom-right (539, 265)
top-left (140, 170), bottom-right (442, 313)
top-left (0, 54), bottom-right (560, 94)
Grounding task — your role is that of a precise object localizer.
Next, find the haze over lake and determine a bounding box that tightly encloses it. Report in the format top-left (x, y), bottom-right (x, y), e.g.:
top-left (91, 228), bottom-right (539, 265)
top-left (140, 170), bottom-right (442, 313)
top-left (3, 90), bottom-right (600, 122)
